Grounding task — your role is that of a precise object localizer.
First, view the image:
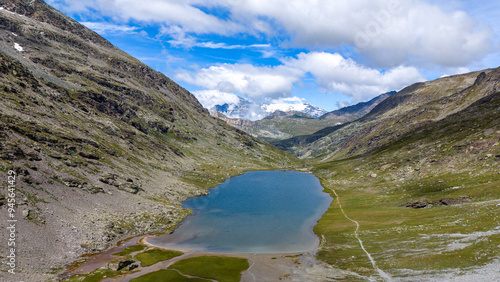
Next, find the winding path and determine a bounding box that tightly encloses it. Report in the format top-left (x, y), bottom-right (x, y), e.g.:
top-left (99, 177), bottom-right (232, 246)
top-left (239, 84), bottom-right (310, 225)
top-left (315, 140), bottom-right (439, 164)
top-left (330, 188), bottom-right (393, 281)
top-left (245, 254), bottom-right (257, 281)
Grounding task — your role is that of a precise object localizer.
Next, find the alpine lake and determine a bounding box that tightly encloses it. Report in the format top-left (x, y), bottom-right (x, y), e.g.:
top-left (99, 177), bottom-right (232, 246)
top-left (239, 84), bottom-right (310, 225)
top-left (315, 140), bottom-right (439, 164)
top-left (149, 170), bottom-right (332, 253)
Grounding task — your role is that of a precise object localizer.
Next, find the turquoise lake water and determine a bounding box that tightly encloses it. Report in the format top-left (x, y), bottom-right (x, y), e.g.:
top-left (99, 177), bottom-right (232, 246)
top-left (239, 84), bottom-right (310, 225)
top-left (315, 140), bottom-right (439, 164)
top-left (148, 170), bottom-right (332, 253)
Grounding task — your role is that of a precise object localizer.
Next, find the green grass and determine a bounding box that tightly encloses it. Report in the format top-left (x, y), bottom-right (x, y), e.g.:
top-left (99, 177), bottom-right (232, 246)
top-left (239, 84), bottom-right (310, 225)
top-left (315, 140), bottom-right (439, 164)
top-left (130, 269), bottom-right (210, 282)
top-left (113, 244), bottom-right (146, 256)
top-left (312, 151), bottom-right (500, 277)
top-left (134, 248), bottom-right (183, 267)
top-left (169, 256), bottom-right (250, 282)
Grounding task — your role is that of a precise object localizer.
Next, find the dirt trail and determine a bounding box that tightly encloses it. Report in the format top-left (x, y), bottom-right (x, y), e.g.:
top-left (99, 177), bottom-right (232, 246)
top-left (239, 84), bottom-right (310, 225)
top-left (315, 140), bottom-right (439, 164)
top-left (330, 188), bottom-right (393, 281)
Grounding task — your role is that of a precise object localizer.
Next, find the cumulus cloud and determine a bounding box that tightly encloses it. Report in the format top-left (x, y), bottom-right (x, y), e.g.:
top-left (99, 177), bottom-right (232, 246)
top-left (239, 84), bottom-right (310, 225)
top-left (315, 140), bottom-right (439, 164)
top-left (191, 90), bottom-right (241, 110)
top-left (176, 64), bottom-right (304, 99)
top-left (48, 0), bottom-right (243, 35)
top-left (81, 22), bottom-right (139, 34)
top-left (283, 52), bottom-right (425, 102)
top-left (178, 51), bottom-right (424, 104)
top-left (225, 0), bottom-right (493, 67)
top-left (261, 97), bottom-right (307, 113)
top-left (160, 25), bottom-right (273, 51)
top-left (50, 0), bottom-right (494, 67)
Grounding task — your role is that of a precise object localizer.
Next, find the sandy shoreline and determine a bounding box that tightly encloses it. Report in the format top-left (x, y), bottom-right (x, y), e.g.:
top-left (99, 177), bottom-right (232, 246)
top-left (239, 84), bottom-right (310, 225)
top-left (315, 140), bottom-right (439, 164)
top-left (63, 233), bottom-right (348, 281)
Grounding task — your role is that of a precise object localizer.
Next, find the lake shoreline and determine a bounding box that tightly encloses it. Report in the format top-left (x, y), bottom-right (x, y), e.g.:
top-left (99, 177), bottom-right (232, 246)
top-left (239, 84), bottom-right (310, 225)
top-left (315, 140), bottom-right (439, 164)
top-left (62, 170), bottom-right (338, 281)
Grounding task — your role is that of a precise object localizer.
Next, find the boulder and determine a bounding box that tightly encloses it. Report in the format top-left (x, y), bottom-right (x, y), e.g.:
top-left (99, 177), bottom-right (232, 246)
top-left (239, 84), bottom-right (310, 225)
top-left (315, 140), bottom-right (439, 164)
top-left (405, 199), bottom-right (430, 208)
top-left (118, 183), bottom-right (142, 194)
top-left (107, 260), bottom-right (135, 271)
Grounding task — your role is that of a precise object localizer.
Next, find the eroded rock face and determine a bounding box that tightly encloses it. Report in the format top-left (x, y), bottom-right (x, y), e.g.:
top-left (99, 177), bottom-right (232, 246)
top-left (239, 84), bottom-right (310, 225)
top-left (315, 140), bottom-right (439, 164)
top-left (400, 199), bottom-right (431, 209)
top-left (400, 196), bottom-right (472, 208)
top-left (99, 174), bottom-right (143, 194)
top-left (439, 197), bottom-right (472, 205)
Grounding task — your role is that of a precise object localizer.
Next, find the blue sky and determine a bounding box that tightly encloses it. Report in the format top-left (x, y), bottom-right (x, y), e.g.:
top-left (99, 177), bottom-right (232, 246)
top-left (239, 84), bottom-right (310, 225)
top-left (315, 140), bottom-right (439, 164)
top-left (47, 0), bottom-right (499, 114)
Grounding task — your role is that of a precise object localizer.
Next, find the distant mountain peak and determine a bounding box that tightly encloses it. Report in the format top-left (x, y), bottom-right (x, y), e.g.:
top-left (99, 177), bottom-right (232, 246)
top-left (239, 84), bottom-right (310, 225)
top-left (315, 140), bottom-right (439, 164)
top-left (209, 96), bottom-right (327, 120)
top-left (262, 101), bottom-right (327, 118)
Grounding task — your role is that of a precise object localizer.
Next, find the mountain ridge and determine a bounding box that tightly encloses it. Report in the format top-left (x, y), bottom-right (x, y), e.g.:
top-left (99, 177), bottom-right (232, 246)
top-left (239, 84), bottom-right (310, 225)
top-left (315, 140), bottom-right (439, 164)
top-left (276, 68), bottom-right (498, 159)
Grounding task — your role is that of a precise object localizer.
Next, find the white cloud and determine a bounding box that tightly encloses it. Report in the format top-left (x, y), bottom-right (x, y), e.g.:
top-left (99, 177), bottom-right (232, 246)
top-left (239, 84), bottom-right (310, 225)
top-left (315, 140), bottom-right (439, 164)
top-left (261, 97), bottom-right (308, 113)
top-left (191, 90), bottom-right (241, 110)
top-left (50, 0), bottom-right (494, 67)
top-left (160, 25), bottom-right (273, 51)
top-left (81, 22), bottom-right (139, 34)
top-left (224, 0), bottom-right (493, 67)
top-left (176, 64), bottom-right (304, 99)
top-left (49, 0), bottom-right (243, 35)
top-left (283, 52), bottom-right (425, 102)
top-left (179, 51), bottom-right (424, 104)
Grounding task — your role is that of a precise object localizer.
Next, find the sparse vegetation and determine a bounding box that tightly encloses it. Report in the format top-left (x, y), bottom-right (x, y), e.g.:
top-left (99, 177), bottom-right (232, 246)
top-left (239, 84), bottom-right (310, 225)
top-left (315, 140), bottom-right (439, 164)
top-left (130, 269), bottom-right (210, 282)
top-left (113, 244), bottom-right (146, 256)
top-left (134, 248), bottom-right (183, 267)
top-left (169, 256), bottom-right (250, 282)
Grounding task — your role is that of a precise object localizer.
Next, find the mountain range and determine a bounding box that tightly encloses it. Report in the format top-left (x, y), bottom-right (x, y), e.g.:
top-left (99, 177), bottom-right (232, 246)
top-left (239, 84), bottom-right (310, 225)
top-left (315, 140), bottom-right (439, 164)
top-left (213, 91), bottom-right (394, 141)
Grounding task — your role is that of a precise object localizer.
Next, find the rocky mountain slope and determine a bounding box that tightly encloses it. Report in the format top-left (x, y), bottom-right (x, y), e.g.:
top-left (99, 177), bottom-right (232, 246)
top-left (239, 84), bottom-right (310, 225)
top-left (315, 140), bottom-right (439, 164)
top-left (265, 67), bottom-right (500, 279)
top-left (0, 1), bottom-right (297, 280)
top-left (210, 111), bottom-right (292, 140)
top-left (318, 91), bottom-right (395, 122)
top-left (276, 70), bottom-right (498, 160)
top-left (310, 70), bottom-right (500, 279)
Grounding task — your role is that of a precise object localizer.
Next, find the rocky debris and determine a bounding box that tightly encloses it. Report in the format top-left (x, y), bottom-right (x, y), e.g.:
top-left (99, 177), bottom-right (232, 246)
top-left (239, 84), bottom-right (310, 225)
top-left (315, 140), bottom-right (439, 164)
top-left (400, 196), bottom-right (472, 208)
top-left (26, 152), bottom-right (42, 161)
top-left (100, 174), bottom-right (143, 194)
top-left (118, 183), bottom-right (142, 194)
top-left (106, 259), bottom-right (136, 271)
top-left (63, 178), bottom-right (87, 188)
top-left (369, 173), bottom-right (378, 178)
top-left (85, 186), bottom-right (105, 194)
top-left (78, 151), bottom-right (100, 160)
top-left (27, 164), bottom-right (38, 170)
top-left (19, 196), bottom-right (28, 206)
top-left (22, 209), bottom-right (34, 218)
top-left (128, 262), bottom-right (139, 271)
top-left (0, 144), bottom-right (25, 160)
top-left (64, 161), bottom-right (79, 167)
top-left (102, 257), bottom-right (140, 273)
top-left (401, 199), bottom-right (431, 208)
top-left (48, 153), bottom-right (63, 159)
top-left (13, 166), bottom-right (30, 176)
top-left (439, 197), bottom-right (472, 205)
top-left (99, 173), bottom-right (119, 186)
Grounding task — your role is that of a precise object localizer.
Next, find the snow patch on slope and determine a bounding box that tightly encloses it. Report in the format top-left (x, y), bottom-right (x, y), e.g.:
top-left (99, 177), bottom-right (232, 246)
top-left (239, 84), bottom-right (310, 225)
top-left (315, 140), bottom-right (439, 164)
top-left (14, 43), bottom-right (24, 52)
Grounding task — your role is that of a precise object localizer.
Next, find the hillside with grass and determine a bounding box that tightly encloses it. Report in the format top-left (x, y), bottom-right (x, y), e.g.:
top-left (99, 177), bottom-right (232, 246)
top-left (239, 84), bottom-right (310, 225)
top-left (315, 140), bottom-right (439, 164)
top-left (0, 1), bottom-right (297, 280)
top-left (291, 69), bottom-right (500, 279)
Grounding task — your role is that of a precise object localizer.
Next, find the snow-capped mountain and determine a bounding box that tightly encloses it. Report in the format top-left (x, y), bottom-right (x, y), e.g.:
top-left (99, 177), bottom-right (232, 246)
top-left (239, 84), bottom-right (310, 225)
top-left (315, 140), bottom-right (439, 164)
top-left (210, 96), bottom-right (327, 120)
top-left (262, 102), bottom-right (327, 118)
top-left (212, 96), bottom-right (255, 119)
